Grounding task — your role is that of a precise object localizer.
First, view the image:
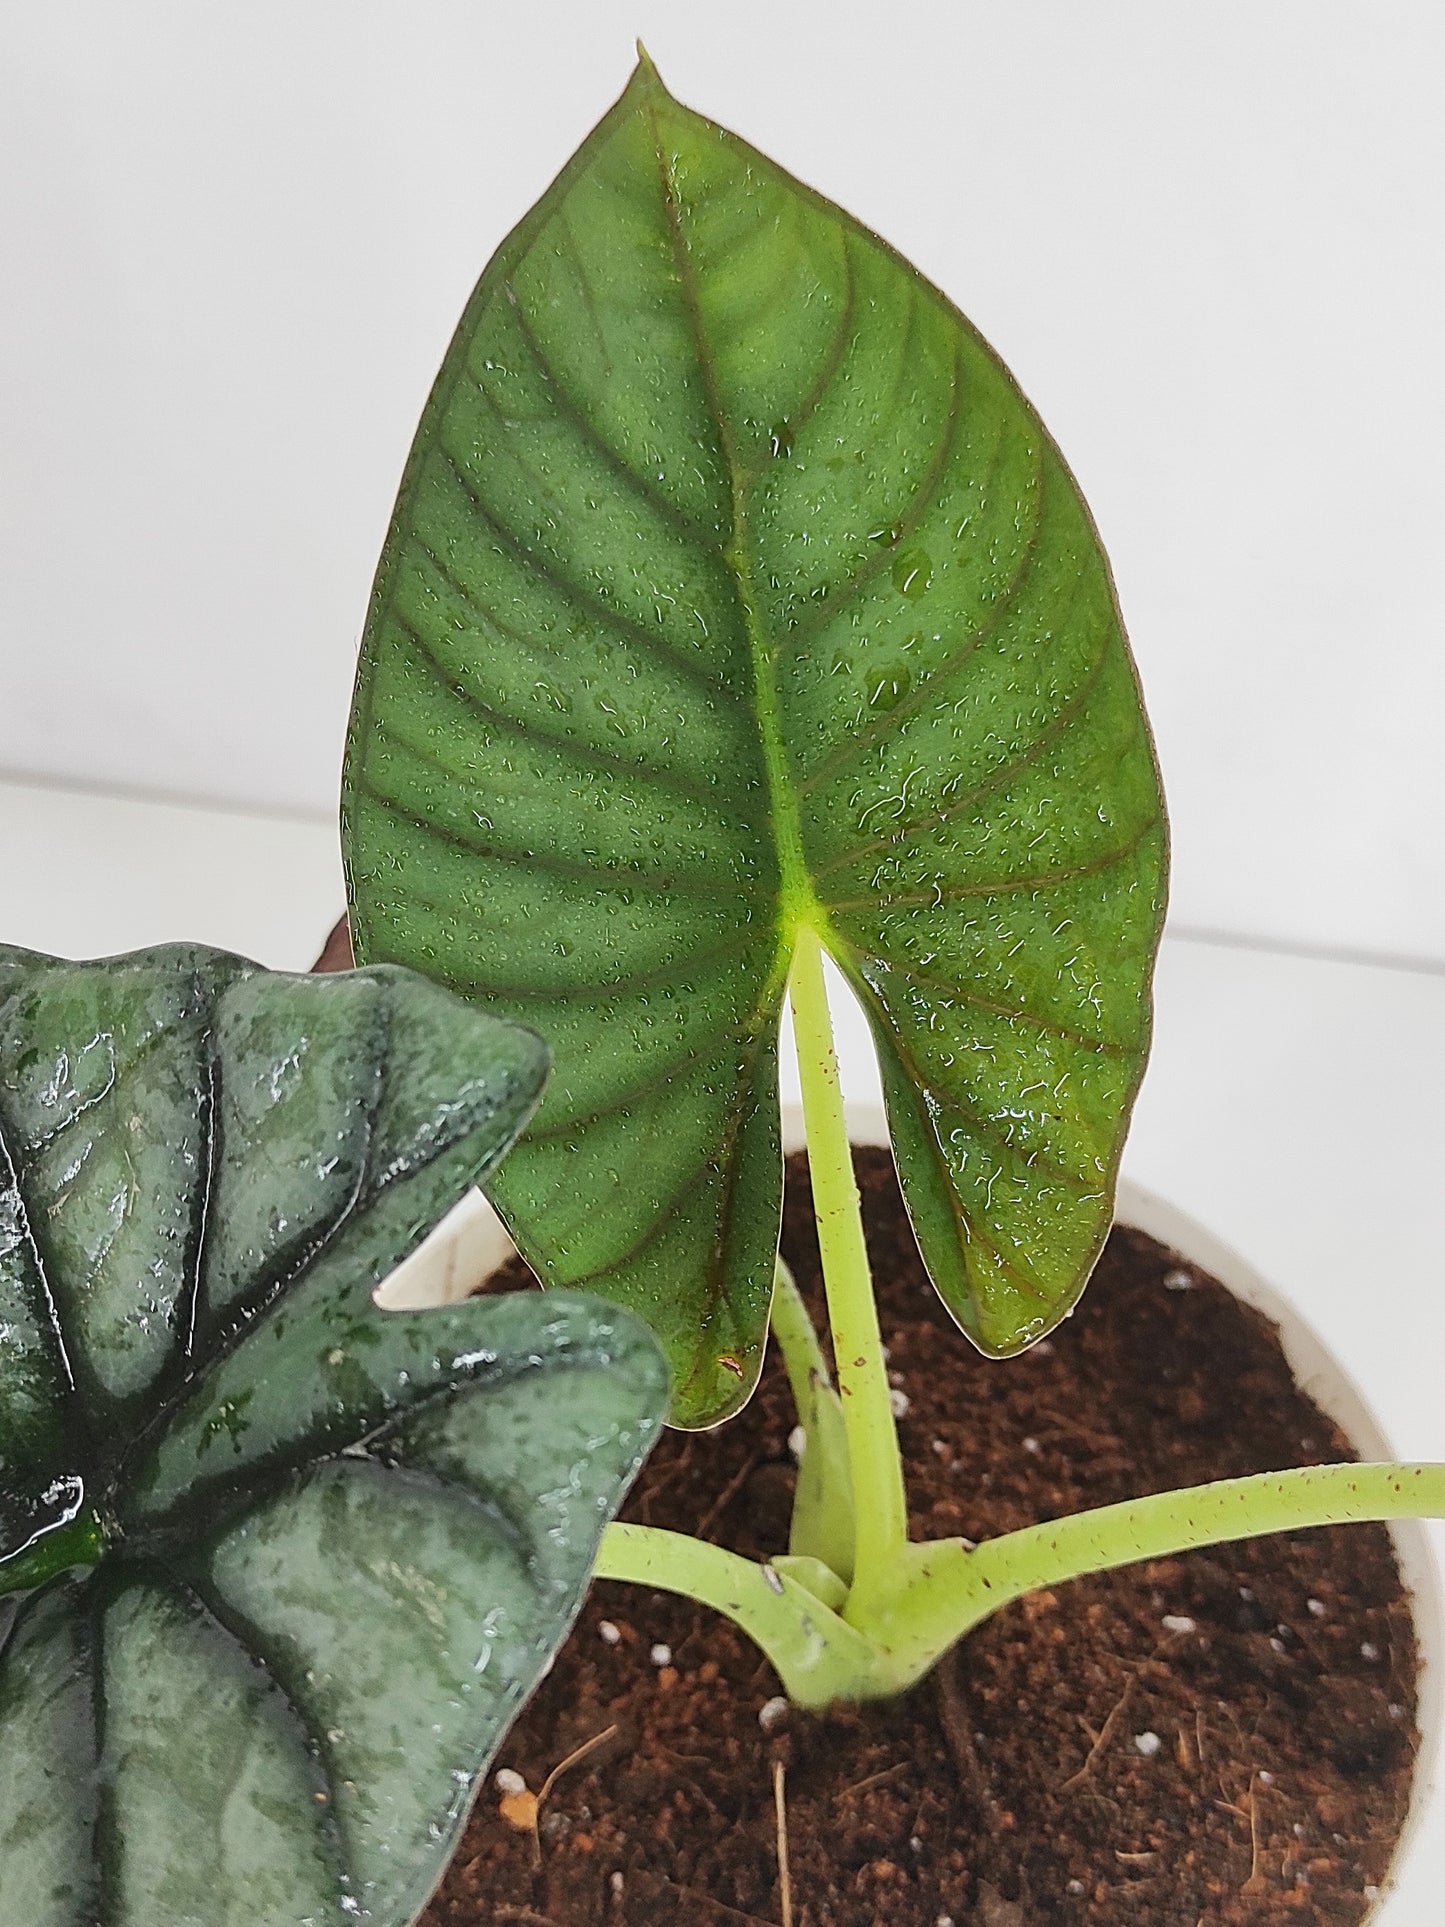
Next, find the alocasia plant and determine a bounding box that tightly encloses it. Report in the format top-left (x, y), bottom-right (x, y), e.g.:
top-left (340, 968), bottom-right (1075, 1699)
top-left (0, 943), bottom-right (667, 1924)
top-left (343, 55), bottom-right (1445, 1708)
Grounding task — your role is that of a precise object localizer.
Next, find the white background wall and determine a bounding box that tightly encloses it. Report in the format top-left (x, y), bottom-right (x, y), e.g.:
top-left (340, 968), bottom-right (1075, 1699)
top-left (2, 1), bottom-right (1442, 965)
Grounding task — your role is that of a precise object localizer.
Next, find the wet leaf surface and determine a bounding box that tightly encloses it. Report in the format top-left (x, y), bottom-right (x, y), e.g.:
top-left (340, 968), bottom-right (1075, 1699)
top-left (342, 59), bottom-right (1166, 1423)
top-left (0, 943), bottom-right (667, 1926)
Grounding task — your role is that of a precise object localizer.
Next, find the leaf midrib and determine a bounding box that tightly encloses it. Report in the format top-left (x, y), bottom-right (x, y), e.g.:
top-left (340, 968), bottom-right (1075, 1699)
top-left (110, 992), bottom-right (392, 1501)
top-left (646, 103), bottom-right (819, 959)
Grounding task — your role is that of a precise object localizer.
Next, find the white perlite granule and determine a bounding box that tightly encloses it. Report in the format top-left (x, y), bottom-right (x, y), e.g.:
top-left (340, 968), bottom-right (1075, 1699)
top-left (598, 1620), bottom-right (621, 1646)
top-left (788, 1424), bottom-right (807, 1459)
top-left (889, 1386), bottom-right (911, 1418)
top-left (649, 1642), bottom-right (672, 1667)
top-left (1133, 1730), bottom-right (1162, 1758)
top-left (494, 1768), bottom-right (527, 1796)
top-left (1161, 1614), bottom-right (1197, 1634)
top-left (758, 1696), bottom-right (789, 1732)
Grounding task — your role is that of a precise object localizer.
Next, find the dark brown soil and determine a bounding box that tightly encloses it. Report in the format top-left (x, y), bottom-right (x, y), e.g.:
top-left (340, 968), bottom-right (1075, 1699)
top-left (418, 1146), bottom-right (1419, 1927)
top-left (313, 914), bottom-right (355, 974)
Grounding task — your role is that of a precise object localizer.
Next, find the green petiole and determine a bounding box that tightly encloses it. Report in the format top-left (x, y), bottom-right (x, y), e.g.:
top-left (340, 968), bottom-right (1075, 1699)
top-left (767, 1253), bottom-right (833, 1426)
top-left (786, 924), bottom-right (908, 1618)
top-left (768, 1256), bottom-right (856, 1587)
top-left (593, 1522), bottom-right (890, 1706)
top-left (599, 1463), bottom-right (1445, 1711)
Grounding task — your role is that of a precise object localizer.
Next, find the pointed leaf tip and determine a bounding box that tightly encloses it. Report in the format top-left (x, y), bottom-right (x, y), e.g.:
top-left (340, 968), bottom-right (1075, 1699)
top-left (630, 41), bottom-right (668, 95)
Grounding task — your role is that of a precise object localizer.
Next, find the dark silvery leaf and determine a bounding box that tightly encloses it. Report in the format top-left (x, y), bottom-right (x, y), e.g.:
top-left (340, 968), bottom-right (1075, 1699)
top-left (0, 944), bottom-right (668, 1926)
top-left (342, 57), bottom-right (1167, 1424)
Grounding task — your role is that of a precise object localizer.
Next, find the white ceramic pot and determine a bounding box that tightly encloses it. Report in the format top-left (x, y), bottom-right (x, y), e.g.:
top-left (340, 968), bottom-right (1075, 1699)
top-left (380, 1101), bottom-right (1442, 1923)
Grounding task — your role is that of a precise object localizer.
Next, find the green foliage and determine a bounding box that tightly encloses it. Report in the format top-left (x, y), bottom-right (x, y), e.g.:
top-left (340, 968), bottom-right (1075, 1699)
top-left (342, 57), bottom-right (1167, 1426)
top-left (0, 944), bottom-right (668, 1926)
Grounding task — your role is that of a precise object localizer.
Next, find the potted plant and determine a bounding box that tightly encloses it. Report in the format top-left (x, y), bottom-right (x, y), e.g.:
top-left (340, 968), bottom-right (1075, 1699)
top-left (3, 51), bottom-right (1436, 1927)
top-left (336, 52), bottom-right (1445, 1926)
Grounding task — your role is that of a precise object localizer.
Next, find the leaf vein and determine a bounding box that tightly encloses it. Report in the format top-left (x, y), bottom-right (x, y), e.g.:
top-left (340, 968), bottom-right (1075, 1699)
top-left (809, 618), bottom-right (1115, 882)
top-left (387, 597), bottom-right (733, 813)
top-left (525, 1012), bottom-right (758, 1143)
top-left (846, 984), bottom-right (1059, 1310)
top-left (797, 434), bottom-right (1045, 797)
top-left (359, 909), bottom-right (758, 1007)
top-left (781, 311), bottom-right (965, 657)
top-left (498, 281), bottom-right (726, 550)
top-left (428, 447), bottom-right (734, 706)
top-left (359, 759), bottom-right (755, 904)
top-left (777, 222), bottom-right (856, 442)
top-left (824, 815), bottom-right (1160, 912)
top-left (833, 936), bottom-right (1135, 1059)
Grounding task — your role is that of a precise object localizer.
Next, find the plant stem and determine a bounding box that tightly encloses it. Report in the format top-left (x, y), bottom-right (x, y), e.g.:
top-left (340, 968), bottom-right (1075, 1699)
top-left (768, 1255), bottom-right (832, 1416)
top-left (770, 1256), bottom-right (856, 1584)
top-left (593, 1521), bottom-right (888, 1706)
top-left (597, 1460), bottom-right (1445, 1708)
top-left (868, 1460), bottom-right (1445, 1691)
top-left (787, 925), bottom-right (908, 1612)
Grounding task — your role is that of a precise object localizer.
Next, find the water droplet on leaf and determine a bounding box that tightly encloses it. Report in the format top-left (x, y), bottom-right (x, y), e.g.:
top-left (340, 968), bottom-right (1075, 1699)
top-left (892, 547), bottom-right (933, 600)
top-left (868, 667), bottom-right (913, 711)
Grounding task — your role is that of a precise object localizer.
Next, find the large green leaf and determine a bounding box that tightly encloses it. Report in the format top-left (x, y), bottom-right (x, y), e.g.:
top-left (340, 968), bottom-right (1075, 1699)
top-left (342, 57), bottom-right (1167, 1426)
top-left (0, 944), bottom-right (668, 1927)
